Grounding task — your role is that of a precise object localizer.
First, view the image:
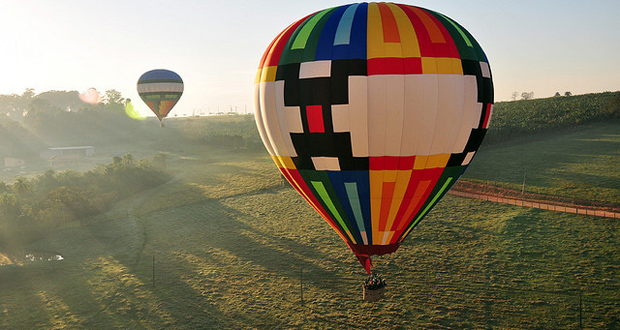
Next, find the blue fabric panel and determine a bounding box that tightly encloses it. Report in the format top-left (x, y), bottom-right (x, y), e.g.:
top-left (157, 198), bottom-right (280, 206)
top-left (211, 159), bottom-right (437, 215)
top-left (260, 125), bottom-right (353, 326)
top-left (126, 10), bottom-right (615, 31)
top-left (314, 5), bottom-right (349, 61)
top-left (332, 2), bottom-right (368, 60)
top-left (338, 170), bottom-right (372, 243)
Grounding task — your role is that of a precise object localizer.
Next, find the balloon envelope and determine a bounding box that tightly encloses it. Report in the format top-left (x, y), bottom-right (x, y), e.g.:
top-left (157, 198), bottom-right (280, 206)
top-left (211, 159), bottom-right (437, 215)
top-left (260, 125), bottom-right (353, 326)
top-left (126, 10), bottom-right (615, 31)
top-left (137, 69), bottom-right (183, 121)
top-left (254, 2), bottom-right (494, 273)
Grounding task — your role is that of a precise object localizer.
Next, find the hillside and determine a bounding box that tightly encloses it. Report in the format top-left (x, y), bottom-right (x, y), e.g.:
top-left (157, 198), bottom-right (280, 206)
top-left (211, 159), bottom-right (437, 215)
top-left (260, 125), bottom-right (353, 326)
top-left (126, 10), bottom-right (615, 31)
top-left (1, 142), bottom-right (618, 329)
top-left (485, 91), bottom-right (620, 145)
top-left (1, 91), bottom-right (619, 328)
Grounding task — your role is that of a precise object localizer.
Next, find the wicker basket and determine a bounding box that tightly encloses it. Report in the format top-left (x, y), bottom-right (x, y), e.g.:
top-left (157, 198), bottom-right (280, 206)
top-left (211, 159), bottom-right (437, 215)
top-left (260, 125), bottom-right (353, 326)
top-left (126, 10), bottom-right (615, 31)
top-left (362, 285), bottom-right (385, 302)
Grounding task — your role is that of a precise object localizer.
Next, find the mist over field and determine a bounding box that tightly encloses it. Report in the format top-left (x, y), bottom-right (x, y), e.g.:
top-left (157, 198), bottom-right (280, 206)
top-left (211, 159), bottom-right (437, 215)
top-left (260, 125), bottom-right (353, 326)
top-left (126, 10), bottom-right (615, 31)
top-left (0, 90), bottom-right (619, 329)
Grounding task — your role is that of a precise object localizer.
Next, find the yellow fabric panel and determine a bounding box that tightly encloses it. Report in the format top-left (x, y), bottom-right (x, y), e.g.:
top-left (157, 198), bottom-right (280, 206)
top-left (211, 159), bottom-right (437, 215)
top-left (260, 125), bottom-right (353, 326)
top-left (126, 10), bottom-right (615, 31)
top-left (413, 154), bottom-right (450, 169)
top-left (382, 169), bottom-right (398, 182)
top-left (421, 57), bottom-right (438, 74)
top-left (382, 169), bottom-right (412, 231)
top-left (413, 155), bottom-right (429, 170)
top-left (259, 66), bottom-right (278, 83)
top-left (387, 3), bottom-right (421, 57)
top-left (271, 155), bottom-right (284, 169)
top-left (384, 195), bottom-right (403, 233)
top-left (369, 170), bottom-right (384, 241)
top-left (254, 69), bottom-right (262, 84)
top-left (367, 3), bottom-right (387, 59)
top-left (393, 169), bottom-right (413, 199)
top-left (437, 58), bottom-right (463, 74)
top-left (383, 43), bottom-right (403, 57)
top-left (426, 154), bottom-right (450, 168)
top-left (272, 155), bottom-right (296, 169)
top-left (422, 58), bottom-right (463, 74)
top-left (379, 231), bottom-right (394, 245)
top-left (369, 168), bottom-right (414, 244)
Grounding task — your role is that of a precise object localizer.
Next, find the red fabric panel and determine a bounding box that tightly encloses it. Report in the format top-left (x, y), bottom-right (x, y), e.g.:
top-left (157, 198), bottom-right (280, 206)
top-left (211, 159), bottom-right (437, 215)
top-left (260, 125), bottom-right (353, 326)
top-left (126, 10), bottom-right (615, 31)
top-left (379, 181), bottom-right (396, 231)
top-left (368, 57), bottom-right (422, 75)
top-left (306, 105), bottom-right (325, 133)
top-left (397, 5), bottom-right (460, 58)
top-left (369, 156), bottom-right (416, 170)
top-left (378, 2), bottom-right (400, 43)
top-left (262, 13), bottom-right (313, 68)
top-left (482, 103), bottom-right (493, 129)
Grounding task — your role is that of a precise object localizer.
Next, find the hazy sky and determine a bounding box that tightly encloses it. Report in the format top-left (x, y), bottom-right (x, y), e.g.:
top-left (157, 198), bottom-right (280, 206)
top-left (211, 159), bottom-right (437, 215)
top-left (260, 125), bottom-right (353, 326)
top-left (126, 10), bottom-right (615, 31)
top-left (0, 0), bottom-right (618, 116)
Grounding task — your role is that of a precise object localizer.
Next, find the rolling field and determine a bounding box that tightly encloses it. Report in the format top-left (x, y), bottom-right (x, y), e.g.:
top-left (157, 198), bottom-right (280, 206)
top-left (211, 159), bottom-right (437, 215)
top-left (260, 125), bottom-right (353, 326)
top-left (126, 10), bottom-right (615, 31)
top-left (1, 120), bottom-right (619, 329)
top-left (465, 119), bottom-right (620, 205)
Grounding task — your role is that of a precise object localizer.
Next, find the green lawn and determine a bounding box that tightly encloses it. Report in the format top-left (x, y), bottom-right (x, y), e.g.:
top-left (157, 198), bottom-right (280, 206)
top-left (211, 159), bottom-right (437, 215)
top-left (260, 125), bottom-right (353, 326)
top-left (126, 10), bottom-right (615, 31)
top-left (1, 138), bottom-right (619, 329)
top-left (465, 119), bottom-right (620, 205)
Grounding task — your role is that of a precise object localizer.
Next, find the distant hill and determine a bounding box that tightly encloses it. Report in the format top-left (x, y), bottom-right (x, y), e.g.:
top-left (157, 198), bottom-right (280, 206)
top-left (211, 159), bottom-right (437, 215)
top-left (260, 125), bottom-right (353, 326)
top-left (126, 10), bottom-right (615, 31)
top-left (486, 91), bottom-right (620, 144)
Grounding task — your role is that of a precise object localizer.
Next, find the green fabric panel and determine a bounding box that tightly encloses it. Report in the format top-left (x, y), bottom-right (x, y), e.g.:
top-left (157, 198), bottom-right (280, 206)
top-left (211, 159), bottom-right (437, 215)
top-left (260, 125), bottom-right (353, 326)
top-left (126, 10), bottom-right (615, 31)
top-left (429, 11), bottom-right (486, 62)
top-left (396, 165), bottom-right (467, 243)
top-left (278, 16), bottom-right (310, 65)
top-left (300, 170), bottom-right (357, 243)
top-left (439, 13), bottom-right (473, 48)
top-left (300, 8), bottom-right (337, 62)
top-left (344, 182), bottom-right (367, 234)
top-left (292, 8), bottom-right (332, 50)
top-left (413, 177), bottom-right (454, 224)
top-left (311, 180), bottom-right (356, 243)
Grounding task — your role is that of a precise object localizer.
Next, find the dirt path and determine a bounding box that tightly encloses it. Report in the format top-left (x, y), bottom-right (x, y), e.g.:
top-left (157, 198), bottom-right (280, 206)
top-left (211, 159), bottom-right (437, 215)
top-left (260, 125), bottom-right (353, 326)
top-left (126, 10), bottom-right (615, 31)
top-left (449, 180), bottom-right (620, 219)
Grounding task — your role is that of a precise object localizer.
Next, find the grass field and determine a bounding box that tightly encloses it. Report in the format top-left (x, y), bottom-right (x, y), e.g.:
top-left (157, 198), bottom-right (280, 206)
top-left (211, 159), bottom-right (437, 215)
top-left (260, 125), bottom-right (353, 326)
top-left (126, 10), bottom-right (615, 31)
top-left (465, 118), bottom-right (620, 205)
top-left (1, 120), bottom-right (619, 329)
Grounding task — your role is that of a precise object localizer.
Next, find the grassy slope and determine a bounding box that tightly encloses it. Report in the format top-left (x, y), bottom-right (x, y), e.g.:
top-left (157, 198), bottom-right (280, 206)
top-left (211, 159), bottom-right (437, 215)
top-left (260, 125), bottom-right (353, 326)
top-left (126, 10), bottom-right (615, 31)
top-left (1, 120), bottom-right (619, 329)
top-left (465, 119), bottom-right (620, 204)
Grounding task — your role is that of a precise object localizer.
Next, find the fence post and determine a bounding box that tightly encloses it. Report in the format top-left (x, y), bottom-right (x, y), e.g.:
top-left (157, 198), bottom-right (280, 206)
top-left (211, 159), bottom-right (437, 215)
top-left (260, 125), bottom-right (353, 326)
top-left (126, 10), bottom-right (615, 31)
top-left (579, 290), bottom-right (583, 330)
top-left (300, 269), bottom-right (304, 307)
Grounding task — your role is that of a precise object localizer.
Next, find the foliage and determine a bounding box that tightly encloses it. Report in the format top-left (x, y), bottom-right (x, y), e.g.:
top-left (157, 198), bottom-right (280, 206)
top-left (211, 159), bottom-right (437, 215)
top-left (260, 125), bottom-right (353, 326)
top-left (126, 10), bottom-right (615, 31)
top-left (177, 114), bottom-right (263, 149)
top-left (0, 154), bottom-right (171, 248)
top-left (486, 91), bottom-right (620, 145)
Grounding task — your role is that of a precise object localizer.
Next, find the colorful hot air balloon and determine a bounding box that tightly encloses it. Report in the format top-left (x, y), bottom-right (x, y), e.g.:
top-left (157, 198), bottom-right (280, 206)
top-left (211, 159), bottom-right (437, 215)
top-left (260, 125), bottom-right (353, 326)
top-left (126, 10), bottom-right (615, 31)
top-left (254, 2), bottom-right (493, 273)
top-left (137, 69), bottom-right (184, 124)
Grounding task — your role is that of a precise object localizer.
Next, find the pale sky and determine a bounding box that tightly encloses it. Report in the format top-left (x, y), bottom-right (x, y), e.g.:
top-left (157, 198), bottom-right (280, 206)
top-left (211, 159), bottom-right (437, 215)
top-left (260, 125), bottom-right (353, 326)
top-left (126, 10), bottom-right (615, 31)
top-left (0, 0), bottom-right (618, 117)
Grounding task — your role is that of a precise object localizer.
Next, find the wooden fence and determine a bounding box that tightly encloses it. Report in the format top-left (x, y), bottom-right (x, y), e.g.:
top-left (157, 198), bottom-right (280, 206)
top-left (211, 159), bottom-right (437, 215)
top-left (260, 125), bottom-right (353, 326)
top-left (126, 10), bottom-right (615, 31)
top-left (449, 190), bottom-right (620, 219)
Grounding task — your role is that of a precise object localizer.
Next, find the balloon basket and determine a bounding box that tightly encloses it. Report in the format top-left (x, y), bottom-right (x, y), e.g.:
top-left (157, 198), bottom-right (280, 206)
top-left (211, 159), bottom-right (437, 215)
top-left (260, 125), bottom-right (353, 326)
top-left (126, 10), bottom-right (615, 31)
top-left (362, 285), bottom-right (385, 302)
top-left (362, 271), bottom-right (386, 302)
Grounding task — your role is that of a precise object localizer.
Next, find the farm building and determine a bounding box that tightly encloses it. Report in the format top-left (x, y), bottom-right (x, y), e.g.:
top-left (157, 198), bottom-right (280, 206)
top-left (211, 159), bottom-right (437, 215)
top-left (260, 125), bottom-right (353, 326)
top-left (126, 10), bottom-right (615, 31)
top-left (3, 157), bottom-right (26, 168)
top-left (48, 154), bottom-right (84, 167)
top-left (41, 146), bottom-right (95, 159)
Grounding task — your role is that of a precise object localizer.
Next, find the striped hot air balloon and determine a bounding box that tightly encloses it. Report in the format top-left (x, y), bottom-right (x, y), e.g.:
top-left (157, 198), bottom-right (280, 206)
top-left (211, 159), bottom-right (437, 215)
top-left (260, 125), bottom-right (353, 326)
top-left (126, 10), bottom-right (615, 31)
top-left (137, 69), bottom-right (184, 124)
top-left (254, 2), bottom-right (493, 273)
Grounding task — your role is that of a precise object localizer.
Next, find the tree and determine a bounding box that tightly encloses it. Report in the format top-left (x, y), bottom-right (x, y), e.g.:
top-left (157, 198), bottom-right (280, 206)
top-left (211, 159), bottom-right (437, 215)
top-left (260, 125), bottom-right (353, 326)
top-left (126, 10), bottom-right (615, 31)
top-left (554, 92), bottom-right (561, 97)
top-left (0, 192), bottom-right (17, 217)
top-left (521, 92), bottom-right (534, 100)
top-left (511, 92), bottom-right (518, 101)
top-left (564, 91), bottom-right (572, 97)
top-left (104, 89), bottom-right (125, 105)
top-left (121, 153), bottom-right (135, 168)
top-left (21, 88), bottom-right (35, 99)
top-left (12, 177), bottom-right (32, 195)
